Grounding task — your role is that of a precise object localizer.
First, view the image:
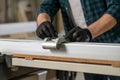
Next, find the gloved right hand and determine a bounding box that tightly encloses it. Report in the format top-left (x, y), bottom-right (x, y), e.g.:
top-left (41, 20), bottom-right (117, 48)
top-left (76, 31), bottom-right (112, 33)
top-left (36, 21), bottom-right (58, 39)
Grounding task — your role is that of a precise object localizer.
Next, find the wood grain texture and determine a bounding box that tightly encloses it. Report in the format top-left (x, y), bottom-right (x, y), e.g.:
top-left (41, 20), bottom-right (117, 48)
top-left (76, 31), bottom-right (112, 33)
top-left (13, 53), bottom-right (120, 67)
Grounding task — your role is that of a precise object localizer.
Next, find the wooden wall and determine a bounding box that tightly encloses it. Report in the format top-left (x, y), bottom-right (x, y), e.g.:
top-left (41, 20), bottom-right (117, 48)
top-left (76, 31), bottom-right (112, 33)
top-left (0, 0), bottom-right (7, 23)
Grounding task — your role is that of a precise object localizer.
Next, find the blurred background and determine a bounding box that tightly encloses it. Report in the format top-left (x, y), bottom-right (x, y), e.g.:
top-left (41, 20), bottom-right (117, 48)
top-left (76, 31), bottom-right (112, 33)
top-left (0, 0), bottom-right (38, 23)
top-left (0, 0), bottom-right (64, 39)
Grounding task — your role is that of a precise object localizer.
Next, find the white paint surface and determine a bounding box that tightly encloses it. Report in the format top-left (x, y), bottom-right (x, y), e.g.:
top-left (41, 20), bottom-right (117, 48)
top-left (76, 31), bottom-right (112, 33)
top-left (0, 21), bottom-right (37, 35)
top-left (0, 39), bottom-right (120, 61)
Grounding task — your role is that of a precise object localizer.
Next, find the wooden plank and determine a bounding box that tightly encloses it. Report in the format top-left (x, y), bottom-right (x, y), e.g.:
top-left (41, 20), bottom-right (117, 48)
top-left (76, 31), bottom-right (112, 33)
top-left (13, 58), bottom-right (120, 76)
top-left (13, 54), bottom-right (120, 67)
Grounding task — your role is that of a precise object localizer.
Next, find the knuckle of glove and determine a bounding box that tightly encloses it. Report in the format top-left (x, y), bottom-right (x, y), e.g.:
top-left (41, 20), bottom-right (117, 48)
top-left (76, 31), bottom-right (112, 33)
top-left (72, 32), bottom-right (78, 41)
top-left (36, 28), bottom-right (45, 39)
top-left (36, 21), bottom-right (49, 39)
top-left (46, 22), bottom-right (58, 38)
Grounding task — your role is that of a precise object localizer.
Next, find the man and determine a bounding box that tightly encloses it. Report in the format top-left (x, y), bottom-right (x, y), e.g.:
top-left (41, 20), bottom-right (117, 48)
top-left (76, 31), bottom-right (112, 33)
top-left (35, 0), bottom-right (120, 80)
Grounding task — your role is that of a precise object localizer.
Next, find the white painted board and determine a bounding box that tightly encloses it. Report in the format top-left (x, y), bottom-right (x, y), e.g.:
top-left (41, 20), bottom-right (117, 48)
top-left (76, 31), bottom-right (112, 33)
top-left (0, 21), bottom-right (37, 35)
top-left (0, 39), bottom-right (120, 61)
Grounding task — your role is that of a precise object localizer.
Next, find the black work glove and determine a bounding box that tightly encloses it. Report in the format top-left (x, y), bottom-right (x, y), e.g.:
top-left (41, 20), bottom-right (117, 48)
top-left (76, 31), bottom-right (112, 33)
top-left (65, 27), bottom-right (92, 42)
top-left (36, 21), bottom-right (58, 39)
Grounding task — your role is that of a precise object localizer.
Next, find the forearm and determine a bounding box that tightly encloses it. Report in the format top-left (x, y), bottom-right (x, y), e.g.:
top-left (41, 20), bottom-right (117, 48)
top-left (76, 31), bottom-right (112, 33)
top-left (88, 14), bottom-right (117, 39)
top-left (37, 13), bottom-right (51, 26)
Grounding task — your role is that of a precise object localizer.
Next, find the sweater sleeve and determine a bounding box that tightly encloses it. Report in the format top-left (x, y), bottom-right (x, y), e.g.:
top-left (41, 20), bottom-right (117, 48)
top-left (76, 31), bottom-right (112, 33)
top-left (105, 0), bottom-right (120, 22)
top-left (35, 0), bottom-right (60, 21)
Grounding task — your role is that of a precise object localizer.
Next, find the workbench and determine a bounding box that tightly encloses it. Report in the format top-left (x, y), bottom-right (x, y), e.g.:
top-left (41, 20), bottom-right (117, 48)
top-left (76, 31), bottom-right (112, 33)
top-left (0, 39), bottom-right (120, 76)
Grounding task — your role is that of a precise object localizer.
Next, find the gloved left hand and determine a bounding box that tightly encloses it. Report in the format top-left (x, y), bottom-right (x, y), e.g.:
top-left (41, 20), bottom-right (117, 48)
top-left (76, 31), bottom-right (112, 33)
top-left (36, 21), bottom-right (58, 39)
top-left (65, 27), bottom-right (92, 42)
